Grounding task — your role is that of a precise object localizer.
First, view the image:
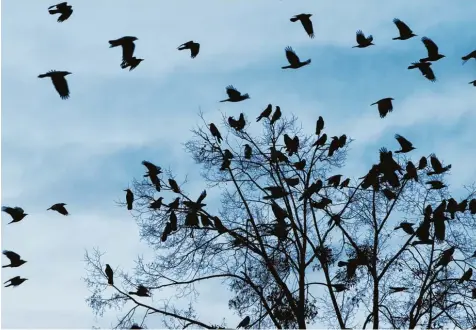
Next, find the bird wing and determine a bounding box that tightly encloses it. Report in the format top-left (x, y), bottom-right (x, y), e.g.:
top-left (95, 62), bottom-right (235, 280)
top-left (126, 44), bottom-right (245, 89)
top-left (57, 10), bottom-right (72, 22)
top-left (121, 41), bottom-right (135, 61)
top-left (395, 134), bottom-right (410, 149)
top-left (51, 76), bottom-right (70, 99)
top-left (422, 37), bottom-right (438, 56)
top-left (430, 156), bottom-right (443, 171)
top-left (393, 18), bottom-right (412, 35)
top-left (3, 251), bottom-right (20, 263)
top-left (226, 85), bottom-right (241, 98)
top-left (285, 47), bottom-right (300, 65)
top-left (190, 43), bottom-right (200, 58)
top-left (301, 17), bottom-right (314, 38)
top-left (356, 30), bottom-right (366, 44)
top-left (424, 66), bottom-right (436, 81)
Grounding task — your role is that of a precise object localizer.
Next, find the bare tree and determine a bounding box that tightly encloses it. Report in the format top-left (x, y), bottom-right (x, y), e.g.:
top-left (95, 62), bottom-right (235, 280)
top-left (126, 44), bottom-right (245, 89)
top-left (84, 107), bottom-right (476, 329)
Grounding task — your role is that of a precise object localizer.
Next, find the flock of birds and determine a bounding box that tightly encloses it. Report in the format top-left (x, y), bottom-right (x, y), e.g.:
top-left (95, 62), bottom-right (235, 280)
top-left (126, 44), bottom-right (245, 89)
top-left (3, 2), bottom-right (476, 329)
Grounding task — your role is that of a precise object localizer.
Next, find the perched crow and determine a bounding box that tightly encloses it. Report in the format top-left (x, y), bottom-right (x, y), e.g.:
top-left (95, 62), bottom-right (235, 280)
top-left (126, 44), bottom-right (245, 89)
top-left (313, 133), bottom-right (327, 148)
top-left (244, 144), bottom-right (252, 159)
top-left (436, 246), bottom-right (455, 267)
top-left (47, 203), bottom-right (69, 216)
top-left (257, 104), bottom-right (272, 122)
top-left (328, 136), bottom-right (340, 157)
top-left (459, 268), bottom-right (473, 283)
top-left (426, 180), bottom-right (446, 190)
top-left (340, 178), bottom-right (350, 189)
top-left (389, 287), bottom-right (409, 294)
top-left (394, 134), bottom-right (416, 153)
top-left (167, 197), bottom-right (180, 212)
top-left (120, 57), bottom-right (144, 71)
top-left (283, 134), bottom-right (299, 156)
top-left (353, 30), bottom-right (374, 48)
top-left (327, 175), bottom-right (342, 188)
top-left (371, 98), bottom-right (394, 118)
top-left (311, 197), bottom-right (332, 209)
top-left (270, 106), bottom-right (282, 125)
top-left (446, 198), bottom-right (458, 219)
top-left (382, 188), bottom-right (397, 201)
top-left (48, 2), bottom-right (73, 22)
top-left (130, 324), bottom-right (143, 329)
top-left (457, 199), bottom-right (468, 212)
top-left (293, 159), bottom-right (306, 171)
top-left (418, 156), bottom-right (428, 170)
top-left (124, 189), bottom-right (134, 210)
top-left (408, 62), bottom-right (436, 82)
top-left (394, 222), bottom-right (415, 235)
top-left (338, 135), bottom-right (347, 148)
top-left (392, 19), bottom-right (417, 40)
top-left (290, 14), bottom-right (314, 38)
top-left (109, 36), bottom-right (138, 64)
top-left (38, 70), bottom-right (72, 99)
top-left (315, 116), bottom-right (324, 135)
top-left (149, 197), bottom-right (163, 209)
top-left (237, 316), bottom-right (251, 329)
top-left (285, 177), bottom-right (300, 187)
top-left (462, 50), bottom-right (476, 64)
top-left (403, 161), bottom-right (418, 182)
top-left (2, 251), bottom-right (27, 268)
top-left (281, 46), bottom-right (311, 69)
top-left (4, 276), bottom-right (28, 288)
top-left (2, 206), bottom-right (28, 224)
top-left (168, 179), bottom-right (181, 193)
top-left (129, 284), bottom-right (150, 297)
top-left (220, 85), bottom-right (249, 102)
top-left (419, 37), bottom-right (445, 62)
top-left (105, 264), bottom-right (114, 285)
top-left (263, 186), bottom-right (289, 200)
top-left (209, 123), bottom-right (222, 143)
top-left (177, 40), bottom-right (200, 58)
top-left (427, 154), bottom-right (451, 175)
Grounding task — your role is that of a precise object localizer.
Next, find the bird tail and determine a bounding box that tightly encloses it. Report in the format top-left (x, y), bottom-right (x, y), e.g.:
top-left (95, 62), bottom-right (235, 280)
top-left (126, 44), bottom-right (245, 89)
top-left (290, 17), bottom-right (299, 22)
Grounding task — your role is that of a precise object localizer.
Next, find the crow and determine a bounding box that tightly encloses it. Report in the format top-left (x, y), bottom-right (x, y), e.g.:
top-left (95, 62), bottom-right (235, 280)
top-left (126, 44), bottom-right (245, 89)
top-left (149, 197), bottom-right (163, 210)
top-left (2, 251), bottom-right (27, 268)
top-left (338, 135), bottom-right (347, 148)
top-left (427, 154), bottom-right (451, 175)
top-left (2, 206), bottom-right (28, 224)
top-left (328, 136), bottom-right (340, 157)
top-left (340, 178), bottom-right (350, 189)
top-left (457, 199), bottom-right (468, 212)
top-left (470, 199), bottom-right (476, 215)
top-left (263, 186), bottom-right (289, 200)
top-left (403, 161), bottom-right (418, 182)
top-left (394, 134), bottom-right (416, 153)
top-left (38, 70), bottom-right (72, 99)
top-left (394, 222), bottom-right (415, 235)
top-left (4, 276), bottom-right (28, 288)
top-left (209, 123), bottom-right (222, 143)
top-left (315, 116), bottom-right (324, 135)
top-left (285, 177), bottom-right (300, 187)
top-left (168, 179), bottom-right (181, 193)
top-left (371, 98), bottom-right (394, 118)
top-left (313, 133), bottom-right (327, 148)
top-left (237, 316), bottom-right (251, 329)
top-left (293, 159), bottom-right (306, 171)
top-left (408, 61), bottom-right (436, 82)
top-left (178, 40), bottom-right (200, 58)
top-left (130, 324), bottom-right (143, 329)
top-left (418, 156), bottom-right (428, 170)
top-left (436, 246), bottom-right (455, 267)
top-left (392, 18), bottom-right (417, 40)
top-left (105, 264), bottom-right (114, 285)
top-left (300, 180), bottom-right (323, 201)
top-left (129, 284), bottom-right (150, 297)
top-left (283, 134), bottom-right (299, 156)
top-left (389, 287), bottom-right (409, 294)
top-left (48, 2), bottom-right (73, 22)
top-left (327, 175), bottom-right (342, 188)
top-left (124, 189), bottom-right (134, 210)
top-left (142, 160), bottom-right (162, 190)
top-left (446, 198), bottom-right (458, 219)
top-left (290, 14), bottom-right (314, 38)
top-left (459, 268), bottom-right (473, 283)
top-left (426, 180), bottom-right (446, 190)
top-left (269, 147), bottom-right (289, 163)
top-left (353, 30), bottom-right (374, 48)
top-left (257, 104), bottom-right (272, 122)
top-left (462, 50), bottom-right (476, 64)
top-left (281, 46), bottom-right (311, 69)
top-left (220, 85), bottom-right (250, 102)
top-left (120, 57), bottom-right (144, 71)
top-left (382, 188), bottom-right (397, 201)
top-left (109, 36), bottom-right (138, 64)
top-left (433, 205), bottom-right (446, 243)
top-left (235, 113), bottom-right (246, 131)
top-left (311, 197), bottom-right (332, 209)
top-left (47, 203), bottom-right (69, 215)
top-left (270, 106), bottom-right (281, 125)
top-left (419, 37), bottom-right (445, 62)
top-left (244, 144), bottom-right (252, 159)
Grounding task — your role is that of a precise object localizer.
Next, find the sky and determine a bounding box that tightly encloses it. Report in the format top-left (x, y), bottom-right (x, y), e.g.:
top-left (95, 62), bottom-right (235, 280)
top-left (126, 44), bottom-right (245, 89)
top-left (1, 0), bottom-right (476, 328)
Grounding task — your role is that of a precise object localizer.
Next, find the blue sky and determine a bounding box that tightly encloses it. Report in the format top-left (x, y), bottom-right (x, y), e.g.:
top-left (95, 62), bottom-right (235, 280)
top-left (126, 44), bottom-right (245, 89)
top-left (1, 0), bottom-right (476, 328)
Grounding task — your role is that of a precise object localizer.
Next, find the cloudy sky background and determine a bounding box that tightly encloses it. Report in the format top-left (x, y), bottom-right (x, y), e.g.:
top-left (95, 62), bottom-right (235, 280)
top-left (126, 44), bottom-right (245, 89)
top-left (1, 0), bottom-right (476, 328)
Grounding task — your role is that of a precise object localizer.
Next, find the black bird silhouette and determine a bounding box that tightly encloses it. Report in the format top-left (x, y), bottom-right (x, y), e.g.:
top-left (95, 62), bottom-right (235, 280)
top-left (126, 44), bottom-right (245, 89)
top-left (167, 197), bottom-right (180, 212)
top-left (149, 197), bottom-right (163, 209)
top-left (433, 203), bottom-right (446, 242)
top-left (446, 198), bottom-right (458, 219)
top-left (129, 284), bottom-right (150, 297)
top-left (269, 147), bottom-right (289, 163)
top-left (209, 123), bottom-right (222, 143)
top-left (178, 40), bottom-right (200, 58)
top-left (311, 197), bottom-right (332, 209)
top-left (389, 287), bottom-right (409, 294)
top-left (340, 178), bottom-right (350, 189)
top-left (457, 199), bottom-right (468, 212)
top-left (263, 186), bottom-right (289, 200)
top-left (142, 160), bottom-right (162, 190)
top-left (124, 189), bottom-right (134, 210)
top-left (394, 222), bottom-right (415, 235)
top-left (394, 134), bottom-right (415, 153)
top-left (2, 206), bottom-right (28, 224)
top-left (371, 98), bottom-right (394, 118)
top-left (426, 180), bottom-right (446, 190)
top-left (328, 136), bottom-right (340, 157)
top-left (281, 46), bottom-right (311, 69)
top-left (419, 37), bottom-right (445, 62)
top-left (130, 324), bottom-right (143, 329)
top-left (300, 180), bottom-right (323, 201)
top-left (470, 199), bottom-right (476, 215)
top-left (270, 106), bottom-right (281, 125)
top-left (220, 85), bottom-right (249, 102)
top-left (105, 264), bottom-right (114, 285)
top-left (290, 14), bottom-right (314, 38)
top-left (313, 133), bottom-right (327, 148)
top-left (315, 116), bottom-right (324, 135)
top-left (120, 57), bottom-right (144, 71)
top-left (392, 18), bottom-right (417, 40)
top-left (48, 2), bottom-right (73, 22)
top-left (403, 161), bottom-right (418, 182)
top-left (459, 268), bottom-right (473, 283)
top-left (237, 316), bottom-right (251, 329)
top-left (168, 179), bottom-right (181, 193)
top-left (327, 175), bottom-right (342, 188)
top-left (338, 135), bottom-right (347, 148)
top-left (2, 251), bottom-right (27, 268)
top-left (293, 159), bottom-right (306, 170)
top-left (183, 190), bottom-right (207, 212)
top-left (408, 61), bottom-right (436, 82)
top-left (283, 134), bottom-right (299, 156)
top-left (235, 113), bottom-right (246, 131)
top-left (285, 177), bottom-right (300, 187)
top-left (353, 30), bottom-right (374, 48)
top-left (436, 246), bottom-right (455, 268)
top-left (38, 70), bottom-right (72, 99)
top-left (4, 276), bottom-right (28, 288)
top-left (244, 144), bottom-right (252, 159)
top-left (47, 203), bottom-right (69, 215)
top-left (469, 80), bottom-right (476, 87)
top-left (418, 156), bottom-right (428, 170)
top-left (427, 154), bottom-right (451, 175)
top-left (382, 188), bottom-right (397, 201)
top-left (109, 36), bottom-right (138, 64)
top-left (462, 50), bottom-right (476, 64)
top-left (257, 104), bottom-right (272, 122)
